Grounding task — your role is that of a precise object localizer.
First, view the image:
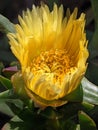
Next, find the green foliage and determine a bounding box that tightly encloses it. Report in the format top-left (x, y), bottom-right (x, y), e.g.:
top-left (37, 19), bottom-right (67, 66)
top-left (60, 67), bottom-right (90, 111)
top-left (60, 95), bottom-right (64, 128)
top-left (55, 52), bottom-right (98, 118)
top-left (0, 75), bottom-right (12, 89)
top-left (81, 78), bottom-right (98, 105)
top-left (63, 84), bottom-right (83, 102)
top-left (0, 14), bottom-right (15, 34)
top-left (79, 111), bottom-right (97, 130)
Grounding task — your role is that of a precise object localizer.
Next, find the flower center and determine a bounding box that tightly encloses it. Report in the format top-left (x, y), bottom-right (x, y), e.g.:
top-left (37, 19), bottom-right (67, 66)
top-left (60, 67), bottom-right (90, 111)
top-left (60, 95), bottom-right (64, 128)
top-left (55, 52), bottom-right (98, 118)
top-left (31, 49), bottom-right (75, 83)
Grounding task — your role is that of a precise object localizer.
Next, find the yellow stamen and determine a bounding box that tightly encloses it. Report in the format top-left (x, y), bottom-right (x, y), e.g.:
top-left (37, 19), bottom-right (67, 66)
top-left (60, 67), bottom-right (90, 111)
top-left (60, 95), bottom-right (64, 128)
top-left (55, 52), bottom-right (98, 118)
top-left (31, 49), bottom-right (75, 83)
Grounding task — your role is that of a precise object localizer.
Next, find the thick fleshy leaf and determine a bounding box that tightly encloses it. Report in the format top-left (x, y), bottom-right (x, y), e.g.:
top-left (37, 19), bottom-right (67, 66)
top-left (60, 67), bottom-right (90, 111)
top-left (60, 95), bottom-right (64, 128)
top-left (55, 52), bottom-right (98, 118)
top-left (5, 99), bottom-right (23, 110)
top-left (78, 111), bottom-right (97, 130)
top-left (0, 75), bottom-right (12, 89)
top-left (0, 90), bottom-right (24, 116)
top-left (0, 90), bottom-right (13, 99)
top-left (0, 102), bottom-right (15, 117)
top-left (0, 14), bottom-right (15, 33)
top-left (81, 77), bottom-right (98, 105)
top-left (81, 102), bottom-right (94, 113)
top-left (0, 98), bottom-right (23, 116)
top-left (62, 85), bottom-right (83, 102)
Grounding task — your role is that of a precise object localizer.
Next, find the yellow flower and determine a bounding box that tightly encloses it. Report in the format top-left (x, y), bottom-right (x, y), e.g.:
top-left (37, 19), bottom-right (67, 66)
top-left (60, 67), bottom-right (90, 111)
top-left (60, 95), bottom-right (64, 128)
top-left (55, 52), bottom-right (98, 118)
top-left (8, 4), bottom-right (89, 107)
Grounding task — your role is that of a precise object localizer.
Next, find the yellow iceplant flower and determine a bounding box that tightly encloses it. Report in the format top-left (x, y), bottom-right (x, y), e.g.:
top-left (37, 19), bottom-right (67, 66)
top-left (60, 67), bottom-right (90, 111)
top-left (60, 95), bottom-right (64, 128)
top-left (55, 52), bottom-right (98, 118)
top-left (8, 4), bottom-right (89, 107)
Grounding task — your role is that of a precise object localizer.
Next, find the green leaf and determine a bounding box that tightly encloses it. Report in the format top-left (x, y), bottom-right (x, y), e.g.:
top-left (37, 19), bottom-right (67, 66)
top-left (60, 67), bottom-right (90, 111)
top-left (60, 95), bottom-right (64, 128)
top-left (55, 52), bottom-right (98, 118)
top-left (81, 77), bottom-right (98, 105)
top-left (0, 90), bottom-right (24, 112)
top-left (0, 102), bottom-right (15, 117)
top-left (81, 102), bottom-right (94, 113)
top-left (63, 85), bottom-right (83, 102)
top-left (78, 111), bottom-right (97, 130)
top-left (0, 98), bottom-right (23, 116)
top-left (0, 75), bottom-right (12, 89)
top-left (0, 90), bottom-right (13, 99)
top-left (0, 14), bottom-right (15, 33)
top-left (7, 99), bottom-right (23, 110)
